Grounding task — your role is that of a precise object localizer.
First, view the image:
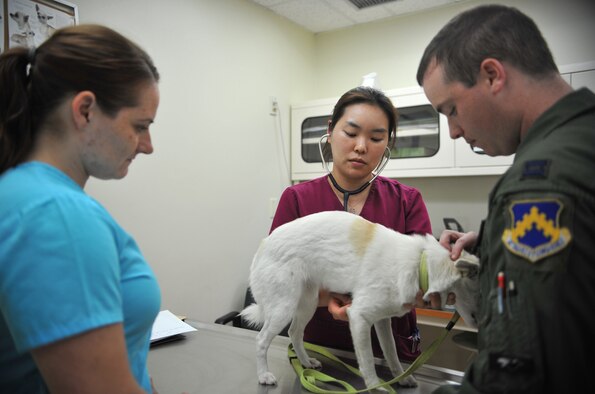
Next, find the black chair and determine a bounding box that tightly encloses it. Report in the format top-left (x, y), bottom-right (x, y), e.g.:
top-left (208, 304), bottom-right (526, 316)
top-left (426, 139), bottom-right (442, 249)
top-left (443, 217), bottom-right (464, 232)
top-left (214, 287), bottom-right (289, 337)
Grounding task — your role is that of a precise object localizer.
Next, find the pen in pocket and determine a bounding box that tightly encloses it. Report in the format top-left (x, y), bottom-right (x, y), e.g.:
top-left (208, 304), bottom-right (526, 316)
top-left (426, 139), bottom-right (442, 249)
top-left (507, 279), bottom-right (516, 317)
top-left (497, 271), bottom-right (505, 314)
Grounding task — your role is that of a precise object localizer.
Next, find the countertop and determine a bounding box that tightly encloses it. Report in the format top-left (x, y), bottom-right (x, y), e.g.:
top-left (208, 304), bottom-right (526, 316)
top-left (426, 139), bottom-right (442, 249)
top-left (148, 320), bottom-right (464, 393)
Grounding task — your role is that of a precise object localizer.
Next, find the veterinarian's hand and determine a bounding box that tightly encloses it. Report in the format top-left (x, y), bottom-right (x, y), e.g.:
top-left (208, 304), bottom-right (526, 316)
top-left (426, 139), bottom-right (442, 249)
top-left (439, 230), bottom-right (478, 260)
top-left (327, 293), bottom-right (352, 321)
top-left (414, 290), bottom-right (456, 309)
top-left (414, 290), bottom-right (441, 309)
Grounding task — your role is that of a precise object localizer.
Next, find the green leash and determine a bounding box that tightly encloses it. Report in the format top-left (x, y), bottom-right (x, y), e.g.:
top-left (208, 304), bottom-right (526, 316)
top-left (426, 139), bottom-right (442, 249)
top-left (288, 311), bottom-right (460, 393)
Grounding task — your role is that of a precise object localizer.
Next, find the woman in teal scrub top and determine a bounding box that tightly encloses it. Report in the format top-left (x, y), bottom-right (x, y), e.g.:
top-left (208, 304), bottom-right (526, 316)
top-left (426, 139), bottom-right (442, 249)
top-left (0, 25), bottom-right (161, 393)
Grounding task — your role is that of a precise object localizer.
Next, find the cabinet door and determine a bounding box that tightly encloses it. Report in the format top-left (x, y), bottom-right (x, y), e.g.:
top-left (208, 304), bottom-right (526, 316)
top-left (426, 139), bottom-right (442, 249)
top-left (570, 69), bottom-right (595, 91)
top-left (382, 90), bottom-right (454, 177)
top-left (291, 101), bottom-right (334, 180)
top-left (454, 140), bottom-right (514, 168)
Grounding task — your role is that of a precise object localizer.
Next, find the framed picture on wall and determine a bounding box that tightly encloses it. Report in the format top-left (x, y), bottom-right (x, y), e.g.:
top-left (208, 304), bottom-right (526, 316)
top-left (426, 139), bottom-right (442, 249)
top-left (2, 0), bottom-right (78, 53)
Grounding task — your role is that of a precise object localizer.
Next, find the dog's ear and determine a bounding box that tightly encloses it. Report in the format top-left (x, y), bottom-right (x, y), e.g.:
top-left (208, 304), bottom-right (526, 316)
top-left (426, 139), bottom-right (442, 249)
top-left (424, 247), bottom-right (461, 297)
top-left (454, 252), bottom-right (480, 279)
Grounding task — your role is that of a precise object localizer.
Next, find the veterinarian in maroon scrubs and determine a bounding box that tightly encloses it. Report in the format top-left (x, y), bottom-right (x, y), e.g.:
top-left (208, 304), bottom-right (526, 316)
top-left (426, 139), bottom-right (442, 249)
top-left (270, 86), bottom-right (432, 362)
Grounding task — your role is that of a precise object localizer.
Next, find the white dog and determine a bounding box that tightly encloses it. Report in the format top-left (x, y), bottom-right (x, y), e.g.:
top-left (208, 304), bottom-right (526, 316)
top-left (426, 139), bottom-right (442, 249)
top-left (242, 211), bottom-right (479, 391)
top-left (9, 11), bottom-right (31, 31)
top-left (11, 31), bottom-right (35, 48)
top-left (36, 5), bottom-right (56, 40)
top-left (9, 11), bottom-right (35, 48)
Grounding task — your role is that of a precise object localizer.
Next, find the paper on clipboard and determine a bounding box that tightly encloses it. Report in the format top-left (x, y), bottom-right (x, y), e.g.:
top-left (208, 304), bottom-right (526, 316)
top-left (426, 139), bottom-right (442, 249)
top-left (150, 310), bottom-right (197, 345)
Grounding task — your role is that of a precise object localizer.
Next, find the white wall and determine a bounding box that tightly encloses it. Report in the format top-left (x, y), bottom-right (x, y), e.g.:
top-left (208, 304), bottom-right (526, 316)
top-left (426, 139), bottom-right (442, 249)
top-left (78, 0), bottom-right (595, 322)
top-left (312, 0), bottom-right (595, 96)
top-left (80, 0), bottom-right (316, 321)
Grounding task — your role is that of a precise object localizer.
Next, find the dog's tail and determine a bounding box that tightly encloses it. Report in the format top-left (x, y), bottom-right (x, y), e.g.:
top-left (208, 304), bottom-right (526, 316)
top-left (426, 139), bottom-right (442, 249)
top-left (239, 303), bottom-right (264, 329)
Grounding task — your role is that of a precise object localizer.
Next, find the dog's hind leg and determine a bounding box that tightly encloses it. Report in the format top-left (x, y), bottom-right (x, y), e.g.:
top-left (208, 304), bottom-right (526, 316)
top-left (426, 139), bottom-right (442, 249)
top-left (288, 285), bottom-right (322, 370)
top-left (255, 320), bottom-right (282, 385)
top-left (374, 318), bottom-right (417, 387)
top-left (255, 298), bottom-right (297, 385)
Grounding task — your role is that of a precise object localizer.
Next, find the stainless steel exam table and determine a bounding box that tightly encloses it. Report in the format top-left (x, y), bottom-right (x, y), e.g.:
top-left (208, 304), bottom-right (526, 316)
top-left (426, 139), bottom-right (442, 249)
top-left (148, 321), bottom-right (464, 393)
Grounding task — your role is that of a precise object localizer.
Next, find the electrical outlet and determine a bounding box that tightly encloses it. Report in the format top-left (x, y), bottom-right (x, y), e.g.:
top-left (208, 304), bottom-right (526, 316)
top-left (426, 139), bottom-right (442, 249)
top-left (269, 96), bottom-right (278, 116)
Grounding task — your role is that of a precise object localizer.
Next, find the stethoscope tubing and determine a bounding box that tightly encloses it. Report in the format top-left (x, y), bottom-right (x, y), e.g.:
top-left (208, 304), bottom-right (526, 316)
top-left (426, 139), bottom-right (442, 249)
top-left (318, 134), bottom-right (391, 212)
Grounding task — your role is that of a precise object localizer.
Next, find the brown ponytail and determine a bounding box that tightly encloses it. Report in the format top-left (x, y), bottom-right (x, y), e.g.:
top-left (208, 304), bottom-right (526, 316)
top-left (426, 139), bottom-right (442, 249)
top-left (0, 47), bottom-right (34, 174)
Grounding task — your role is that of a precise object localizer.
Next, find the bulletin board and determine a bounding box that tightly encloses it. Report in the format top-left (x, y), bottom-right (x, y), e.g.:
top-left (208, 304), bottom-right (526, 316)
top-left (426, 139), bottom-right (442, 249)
top-left (1, 0), bottom-right (77, 53)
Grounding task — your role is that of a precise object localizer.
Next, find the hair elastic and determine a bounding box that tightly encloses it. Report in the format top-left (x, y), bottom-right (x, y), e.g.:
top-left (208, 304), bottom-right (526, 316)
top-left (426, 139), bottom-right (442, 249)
top-left (27, 46), bottom-right (37, 66)
top-left (26, 46), bottom-right (37, 78)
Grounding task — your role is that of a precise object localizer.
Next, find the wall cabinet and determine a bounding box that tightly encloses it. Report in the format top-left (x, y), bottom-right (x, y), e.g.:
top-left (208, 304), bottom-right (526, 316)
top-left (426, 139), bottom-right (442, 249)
top-left (291, 86), bottom-right (506, 181)
top-left (560, 61), bottom-right (595, 91)
top-left (290, 62), bottom-right (594, 182)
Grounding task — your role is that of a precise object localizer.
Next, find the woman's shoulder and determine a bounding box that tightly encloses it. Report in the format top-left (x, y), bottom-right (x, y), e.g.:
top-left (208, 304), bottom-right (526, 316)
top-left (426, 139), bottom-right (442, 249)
top-left (1, 163), bottom-right (88, 214)
top-left (275, 176), bottom-right (339, 221)
top-left (1, 163), bottom-right (121, 234)
top-left (374, 176), bottom-right (421, 196)
top-left (284, 176), bottom-right (329, 197)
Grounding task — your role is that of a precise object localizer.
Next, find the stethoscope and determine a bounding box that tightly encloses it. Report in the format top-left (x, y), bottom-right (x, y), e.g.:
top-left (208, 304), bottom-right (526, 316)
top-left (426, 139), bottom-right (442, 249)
top-left (318, 134), bottom-right (391, 212)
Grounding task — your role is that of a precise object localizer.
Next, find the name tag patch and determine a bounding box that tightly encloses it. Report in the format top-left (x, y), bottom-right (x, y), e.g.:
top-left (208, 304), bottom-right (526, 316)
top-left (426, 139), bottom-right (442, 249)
top-left (521, 159), bottom-right (550, 179)
top-left (501, 199), bottom-right (571, 263)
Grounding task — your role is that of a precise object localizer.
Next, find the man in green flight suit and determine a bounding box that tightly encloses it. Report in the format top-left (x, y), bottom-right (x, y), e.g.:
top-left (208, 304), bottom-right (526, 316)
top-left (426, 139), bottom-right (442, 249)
top-left (415, 4), bottom-right (595, 394)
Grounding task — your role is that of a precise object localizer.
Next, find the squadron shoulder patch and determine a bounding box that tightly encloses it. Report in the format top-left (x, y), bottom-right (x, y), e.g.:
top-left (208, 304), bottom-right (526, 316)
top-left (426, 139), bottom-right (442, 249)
top-left (501, 199), bottom-right (572, 263)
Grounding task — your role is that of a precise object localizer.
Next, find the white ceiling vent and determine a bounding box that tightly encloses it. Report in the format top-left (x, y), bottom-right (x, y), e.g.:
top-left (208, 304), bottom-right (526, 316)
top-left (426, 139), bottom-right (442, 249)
top-left (346, 0), bottom-right (400, 9)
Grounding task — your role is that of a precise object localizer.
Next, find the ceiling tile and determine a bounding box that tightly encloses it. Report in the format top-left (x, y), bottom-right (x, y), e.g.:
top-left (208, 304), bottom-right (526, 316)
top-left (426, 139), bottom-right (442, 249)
top-left (270, 0), bottom-right (355, 32)
top-left (249, 0), bottom-right (470, 33)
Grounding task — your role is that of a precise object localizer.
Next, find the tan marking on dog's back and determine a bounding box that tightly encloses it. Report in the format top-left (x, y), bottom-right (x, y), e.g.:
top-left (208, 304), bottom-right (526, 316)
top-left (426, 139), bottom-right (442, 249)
top-left (349, 217), bottom-right (377, 258)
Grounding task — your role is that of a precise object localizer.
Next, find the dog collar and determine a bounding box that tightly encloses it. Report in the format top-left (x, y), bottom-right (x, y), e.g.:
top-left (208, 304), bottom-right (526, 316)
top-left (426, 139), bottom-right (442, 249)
top-left (419, 251), bottom-right (429, 294)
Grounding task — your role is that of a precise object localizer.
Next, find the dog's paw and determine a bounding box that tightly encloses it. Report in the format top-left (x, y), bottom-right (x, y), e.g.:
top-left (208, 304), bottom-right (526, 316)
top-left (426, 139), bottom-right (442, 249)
top-left (371, 386), bottom-right (390, 393)
top-left (303, 357), bottom-right (322, 370)
top-left (362, 378), bottom-right (387, 392)
top-left (398, 375), bottom-right (418, 387)
top-left (258, 372), bottom-right (277, 385)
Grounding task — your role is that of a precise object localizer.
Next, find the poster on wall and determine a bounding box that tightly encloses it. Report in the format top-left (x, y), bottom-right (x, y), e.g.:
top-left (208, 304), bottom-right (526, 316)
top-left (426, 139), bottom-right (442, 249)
top-left (0, 5), bottom-right (4, 53)
top-left (2, 0), bottom-right (78, 52)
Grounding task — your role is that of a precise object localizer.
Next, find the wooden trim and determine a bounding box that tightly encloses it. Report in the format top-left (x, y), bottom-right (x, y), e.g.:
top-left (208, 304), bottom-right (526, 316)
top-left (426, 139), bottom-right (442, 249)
top-left (415, 308), bottom-right (477, 332)
top-left (415, 308), bottom-right (455, 319)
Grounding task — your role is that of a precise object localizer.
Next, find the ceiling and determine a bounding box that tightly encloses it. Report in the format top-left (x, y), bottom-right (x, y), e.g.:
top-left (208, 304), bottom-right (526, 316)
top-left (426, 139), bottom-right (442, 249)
top-left (249, 0), bottom-right (470, 33)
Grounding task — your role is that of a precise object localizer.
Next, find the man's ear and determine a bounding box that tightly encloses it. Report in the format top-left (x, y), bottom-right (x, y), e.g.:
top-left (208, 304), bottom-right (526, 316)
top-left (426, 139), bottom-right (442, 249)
top-left (479, 58), bottom-right (506, 94)
top-left (71, 91), bottom-right (97, 129)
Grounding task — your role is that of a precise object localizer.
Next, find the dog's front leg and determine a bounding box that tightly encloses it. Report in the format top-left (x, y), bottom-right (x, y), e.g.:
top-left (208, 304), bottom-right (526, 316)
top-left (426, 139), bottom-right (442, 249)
top-left (348, 310), bottom-right (387, 392)
top-left (374, 318), bottom-right (417, 387)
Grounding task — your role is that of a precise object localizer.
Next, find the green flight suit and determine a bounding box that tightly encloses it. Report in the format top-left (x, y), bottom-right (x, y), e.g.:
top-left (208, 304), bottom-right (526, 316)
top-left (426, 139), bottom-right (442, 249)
top-left (436, 88), bottom-right (595, 394)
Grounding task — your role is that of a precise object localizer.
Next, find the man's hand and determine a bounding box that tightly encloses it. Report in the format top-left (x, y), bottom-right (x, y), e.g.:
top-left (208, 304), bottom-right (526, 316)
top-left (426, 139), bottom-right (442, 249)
top-left (439, 230), bottom-right (478, 260)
